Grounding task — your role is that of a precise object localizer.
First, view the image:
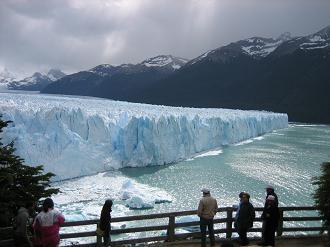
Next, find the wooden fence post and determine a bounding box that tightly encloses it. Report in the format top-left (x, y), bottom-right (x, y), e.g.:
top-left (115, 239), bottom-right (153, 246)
top-left (226, 208), bottom-right (233, 238)
top-left (167, 215), bottom-right (176, 242)
top-left (96, 234), bottom-right (102, 247)
top-left (277, 209), bottom-right (284, 236)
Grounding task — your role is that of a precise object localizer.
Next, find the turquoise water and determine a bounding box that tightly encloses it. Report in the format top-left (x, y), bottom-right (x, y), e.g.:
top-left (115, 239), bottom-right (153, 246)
top-left (56, 124), bottom-right (330, 243)
top-left (120, 124), bottom-right (330, 213)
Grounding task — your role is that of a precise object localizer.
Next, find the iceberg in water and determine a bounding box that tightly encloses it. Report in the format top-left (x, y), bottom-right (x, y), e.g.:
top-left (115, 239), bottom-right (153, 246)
top-left (0, 92), bottom-right (288, 180)
top-left (121, 179), bottom-right (172, 209)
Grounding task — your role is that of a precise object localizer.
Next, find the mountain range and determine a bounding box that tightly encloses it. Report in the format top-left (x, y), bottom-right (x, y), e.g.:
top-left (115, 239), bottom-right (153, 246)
top-left (0, 69), bottom-right (66, 91)
top-left (6, 25), bottom-right (330, 123)
top-left (42, 55), bottom-right (188, 100)
top-left (139, 26), bottom-right (330, 123)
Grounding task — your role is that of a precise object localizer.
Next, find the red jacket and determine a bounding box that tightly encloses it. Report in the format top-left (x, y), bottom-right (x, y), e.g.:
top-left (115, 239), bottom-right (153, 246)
top-left (33, 209), bottom-right (65, 247)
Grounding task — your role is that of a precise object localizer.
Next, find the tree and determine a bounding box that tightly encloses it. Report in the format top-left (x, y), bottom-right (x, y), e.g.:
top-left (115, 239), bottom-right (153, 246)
top-left (0, 116), bottom-right (59, 227)
top-left (313, 162), bottom-right (330, 238)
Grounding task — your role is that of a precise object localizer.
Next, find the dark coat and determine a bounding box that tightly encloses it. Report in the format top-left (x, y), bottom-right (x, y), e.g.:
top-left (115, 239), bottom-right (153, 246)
top-left (100, 209), bottom-right (111, 234)
top-left (262, 191), bottom-right (278, 219)
top-left (263, 204), bottom-right (279, 229)
top-left (235, 202), bottom-right (255, 230)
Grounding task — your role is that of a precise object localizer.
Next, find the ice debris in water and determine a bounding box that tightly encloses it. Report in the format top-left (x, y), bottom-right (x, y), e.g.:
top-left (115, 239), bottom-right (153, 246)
top-left (121, 179), bottom-right (172, 209)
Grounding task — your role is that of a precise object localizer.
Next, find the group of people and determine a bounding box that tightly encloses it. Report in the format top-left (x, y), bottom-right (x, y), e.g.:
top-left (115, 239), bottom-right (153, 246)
top-left (197, 185), bottom-right (279, 247)
top-left (14, 186), bottom-right (279, 247)
top-left (14, 198), bottom-right (65, 247)
top-left (13, 197), bottom-right (113, 247)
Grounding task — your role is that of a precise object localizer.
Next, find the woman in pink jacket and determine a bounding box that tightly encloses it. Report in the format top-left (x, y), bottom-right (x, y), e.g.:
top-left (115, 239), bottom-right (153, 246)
top-left (33, 198), bottom-right (65, 247)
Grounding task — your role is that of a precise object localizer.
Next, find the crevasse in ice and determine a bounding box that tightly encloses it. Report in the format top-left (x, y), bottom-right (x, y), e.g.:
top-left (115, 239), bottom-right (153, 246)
top-left (0, 92), bottom-right (288, 180)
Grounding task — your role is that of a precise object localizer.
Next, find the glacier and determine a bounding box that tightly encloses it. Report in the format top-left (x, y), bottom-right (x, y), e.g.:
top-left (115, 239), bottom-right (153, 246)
top-left (0, 92), bottom-right (288, 180)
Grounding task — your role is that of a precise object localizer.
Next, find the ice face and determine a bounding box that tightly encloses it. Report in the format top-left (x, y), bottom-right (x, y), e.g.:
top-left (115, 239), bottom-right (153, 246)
top-left (0, 92), bottom-right (288, 180)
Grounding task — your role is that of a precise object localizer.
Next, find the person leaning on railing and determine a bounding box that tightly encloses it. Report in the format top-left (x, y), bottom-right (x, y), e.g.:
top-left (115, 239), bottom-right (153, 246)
top-left (99, 200), bottom-right (113, 247)
top-left (259, 195), bottom-right (279, 246)
top-left (33, 198), bottom-right (65, 247)
top-left (197, 188), bottom-right (218, 247)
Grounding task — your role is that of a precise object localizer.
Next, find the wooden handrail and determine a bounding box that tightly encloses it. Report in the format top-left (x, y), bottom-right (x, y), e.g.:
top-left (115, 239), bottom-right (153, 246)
top-left (0, 206), bottom-right (326, 247)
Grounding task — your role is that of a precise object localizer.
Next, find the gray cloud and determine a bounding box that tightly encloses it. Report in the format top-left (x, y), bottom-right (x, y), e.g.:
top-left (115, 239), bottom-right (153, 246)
top-left (1, 0), bottom-right (330, 76)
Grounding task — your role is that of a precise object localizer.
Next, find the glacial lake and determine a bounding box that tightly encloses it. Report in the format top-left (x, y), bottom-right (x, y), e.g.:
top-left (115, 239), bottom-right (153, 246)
top-left (54, 123), bottom-right (330, 243)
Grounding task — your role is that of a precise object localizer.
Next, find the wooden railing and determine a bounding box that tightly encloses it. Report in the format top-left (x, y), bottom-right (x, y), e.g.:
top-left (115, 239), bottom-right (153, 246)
top-left (0, 206), bottom-right (326, 246)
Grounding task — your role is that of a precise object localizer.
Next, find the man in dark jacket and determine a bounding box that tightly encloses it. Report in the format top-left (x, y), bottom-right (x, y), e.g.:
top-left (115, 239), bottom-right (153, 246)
top-left (234, 192), bottom-right (255, 246)
top-left (261, 195), bottom-right (279, 246)
top-left (259, 185), bottom-right (279, 245)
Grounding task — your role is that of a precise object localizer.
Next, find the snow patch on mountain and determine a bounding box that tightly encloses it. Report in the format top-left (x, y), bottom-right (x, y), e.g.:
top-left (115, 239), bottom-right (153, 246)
top-left (141, 55), bottom-right (188, 70)
top-left (241, 39), bottom-right (283, 57)
top-left (298, 25), bottom-right (330, 50)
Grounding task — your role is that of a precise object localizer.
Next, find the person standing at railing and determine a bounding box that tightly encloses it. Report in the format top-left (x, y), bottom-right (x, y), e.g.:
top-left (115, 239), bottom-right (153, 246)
top-left (33, 198), bottom-right (65, 247)
top-left (264, 185), bottom-right (278, 207)
top-left (197, 188), bottom-right (218, 247)
top-left (259, 195), bottom-right (279, 246)
top-left (99, 199), bottom-right (113, 247)
top-left (258, 185), bottom-right (279, 245)
top-left (13, 201), bottom-right (34, 247)
top-left (234, 192), bottom-right (255, 246)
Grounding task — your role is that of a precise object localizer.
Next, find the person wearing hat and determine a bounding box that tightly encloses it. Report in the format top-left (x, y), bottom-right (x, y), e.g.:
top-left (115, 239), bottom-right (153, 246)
top-left (259, 185), bottom-right (279, 245)
top-left (197, 188), bottom-right (218, 247)
top-left (265, 185), bottom-right (278, 207)
top-left (234, 192), bottom-right (255, 246)
top-left (259, 195), bottom-right (279, 246)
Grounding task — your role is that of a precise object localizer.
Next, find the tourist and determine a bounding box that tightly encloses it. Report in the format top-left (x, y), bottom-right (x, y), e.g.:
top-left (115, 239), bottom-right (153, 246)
top-left (259, 185), bottom-right (279, 245)
top-left (33, 198), bottom-right (65, 247)
top-left (264, 185), bottom-right (278, 207)
top-left (197, 188), bottom-right (218, 247)
top-left (99, 199), bottom-right (113, 247)
top-left (234, 192), bottom-right (255, 246)
top-left (259, 195), bottom-right (279, 246)
top-left (13, 201), bottom-right (34, 247)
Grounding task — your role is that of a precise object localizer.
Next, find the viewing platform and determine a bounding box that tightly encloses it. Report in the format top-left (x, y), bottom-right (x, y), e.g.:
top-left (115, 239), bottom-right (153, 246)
top-left (0, 206), bottom-right (328, 246)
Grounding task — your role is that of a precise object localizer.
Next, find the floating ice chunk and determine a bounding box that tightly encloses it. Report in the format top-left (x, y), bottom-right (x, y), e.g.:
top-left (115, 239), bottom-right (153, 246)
top-left (120, 179), bottom-right (173, 209)
top-left (126, 196), bottom-right (154, 209)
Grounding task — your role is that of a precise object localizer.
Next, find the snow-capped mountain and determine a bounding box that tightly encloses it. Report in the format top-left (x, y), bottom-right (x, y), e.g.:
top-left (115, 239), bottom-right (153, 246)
top-left (87, 55), bottom-right (188, 78)
top-left (271, 25), bottom-right (330, 57)
top-left (138, 25), bottom-right (330, 124)
top-left (42, 55), bottom-right (188, 98)
top-left (8, 69), bottom-right (65, 91)
top-left (42, 25), bottom-right (330, 123)
top-left (0, 68), bottom-right (17, 88)
top-left (188, 32), bottom-right (293, 65)
top-left (47, 69), bottom-right (66, 81)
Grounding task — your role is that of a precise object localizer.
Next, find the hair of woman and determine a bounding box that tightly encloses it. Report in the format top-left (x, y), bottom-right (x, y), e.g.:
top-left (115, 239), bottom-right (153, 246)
top-left (101, 199), bottom-right (113, 214)
top-left (43, 198), bottom-right (54, 212)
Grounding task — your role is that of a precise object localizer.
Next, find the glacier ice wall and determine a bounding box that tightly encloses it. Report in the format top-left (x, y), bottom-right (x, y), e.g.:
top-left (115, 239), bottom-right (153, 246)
top-left (0, 92), bottom-right (288, 180)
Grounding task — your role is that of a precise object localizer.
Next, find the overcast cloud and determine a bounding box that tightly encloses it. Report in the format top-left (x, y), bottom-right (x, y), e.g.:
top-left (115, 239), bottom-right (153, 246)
top-left (1, 0), bottom-right (330, 76)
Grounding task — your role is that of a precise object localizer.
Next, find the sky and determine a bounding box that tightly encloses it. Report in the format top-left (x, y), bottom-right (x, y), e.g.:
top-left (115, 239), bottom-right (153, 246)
top-left (1, 0), bottom-right (330, 77)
